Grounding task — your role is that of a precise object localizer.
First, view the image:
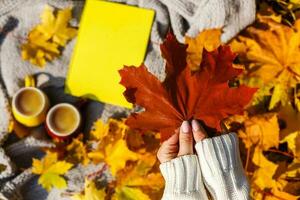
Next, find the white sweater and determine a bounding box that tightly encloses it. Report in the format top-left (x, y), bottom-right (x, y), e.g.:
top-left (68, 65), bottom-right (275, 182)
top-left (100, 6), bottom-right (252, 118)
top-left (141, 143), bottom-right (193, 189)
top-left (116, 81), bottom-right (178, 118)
top-left (159, 133), bottom-right (250, 200)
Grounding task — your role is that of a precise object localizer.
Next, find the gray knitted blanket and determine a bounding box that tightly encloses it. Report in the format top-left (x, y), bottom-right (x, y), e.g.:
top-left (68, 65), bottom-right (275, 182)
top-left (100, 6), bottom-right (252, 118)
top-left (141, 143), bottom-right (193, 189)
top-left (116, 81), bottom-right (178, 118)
top-left (0, 0), bottom-right (255, 199)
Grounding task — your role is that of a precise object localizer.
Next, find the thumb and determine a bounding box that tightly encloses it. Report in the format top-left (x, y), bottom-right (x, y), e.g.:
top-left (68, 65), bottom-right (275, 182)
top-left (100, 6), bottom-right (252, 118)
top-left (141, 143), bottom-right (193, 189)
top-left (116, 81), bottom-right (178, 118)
top-left (178, 121), bottom-right (193, 156)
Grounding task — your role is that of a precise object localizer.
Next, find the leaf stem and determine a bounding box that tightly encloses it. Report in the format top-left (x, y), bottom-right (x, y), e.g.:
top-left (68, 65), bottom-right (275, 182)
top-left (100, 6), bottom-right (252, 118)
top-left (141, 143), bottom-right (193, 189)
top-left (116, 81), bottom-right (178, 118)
top-left (245, 147), bottom-right (251, 172)
top-left (265, 149), bottom-right (296, 159)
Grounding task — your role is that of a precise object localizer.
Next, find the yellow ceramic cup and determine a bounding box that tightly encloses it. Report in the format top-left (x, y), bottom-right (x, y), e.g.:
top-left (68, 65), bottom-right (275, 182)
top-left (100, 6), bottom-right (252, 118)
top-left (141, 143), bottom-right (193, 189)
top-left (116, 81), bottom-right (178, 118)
top-left (12, 87), bottom-right (50, 127)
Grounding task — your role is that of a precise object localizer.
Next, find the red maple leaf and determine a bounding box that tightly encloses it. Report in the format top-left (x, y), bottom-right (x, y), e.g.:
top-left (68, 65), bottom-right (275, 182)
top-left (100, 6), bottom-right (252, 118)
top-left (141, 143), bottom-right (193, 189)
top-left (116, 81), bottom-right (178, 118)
top-left (119, 32), bottom-right (257, 141)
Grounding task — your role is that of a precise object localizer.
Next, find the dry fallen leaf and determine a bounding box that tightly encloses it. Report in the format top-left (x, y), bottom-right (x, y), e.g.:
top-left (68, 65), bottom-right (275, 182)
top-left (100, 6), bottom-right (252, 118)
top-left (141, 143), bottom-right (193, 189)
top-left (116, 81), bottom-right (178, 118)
top-left (102, 139), bottom-right (138, 176)
top-left (278, 104), bottom-right (300, 137)
top-left (88, 119), bottom-right (138, 176)
top-left (240, 113), bottom-right (280, 150)
top-left (37, 118), bottom-right (163, 199)
top-left (32, 151), bottom-right (73, 191)
top-left (258, 0), bottom-right (300, 26)
top-left (225, 109), bottom-right (299, 199)
top-left (21, 5), bottom-right (77, 67)
top-left (112, 153), bottom-right (163, 200)
top-left (89, 119), bottom-right (109, 140)
top-left (72, 178), bottom-right (106, 200)
top-left (265, 189), bottom-right (298, 200)
top-left (230, 18), bottom-right (300, 110)
top-left (251, 148), bottom-right (279, 191)
top-left (66, 135), bottom-right (90, 166)
top-left (112, 186), bottom-right (151, 200)
top-left (281, 132), bottom-right (300, 159)
top-left (86, 118), bottom-right (163, 199)
top-left (251, 147), bottom-right (299, 200)
top-left (185, 29), bottom-right (221, 71)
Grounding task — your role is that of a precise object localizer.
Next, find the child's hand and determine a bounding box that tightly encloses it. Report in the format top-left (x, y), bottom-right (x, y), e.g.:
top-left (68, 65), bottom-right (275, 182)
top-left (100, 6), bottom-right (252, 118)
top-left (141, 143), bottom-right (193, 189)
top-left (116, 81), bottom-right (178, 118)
top-left (157, 120), bottom-right (207, 163)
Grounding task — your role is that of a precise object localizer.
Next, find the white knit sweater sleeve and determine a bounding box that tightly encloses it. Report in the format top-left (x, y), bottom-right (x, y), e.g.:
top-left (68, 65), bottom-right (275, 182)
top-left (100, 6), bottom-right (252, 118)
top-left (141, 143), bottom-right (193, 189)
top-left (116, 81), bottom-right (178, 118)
top-left (159, 155), bottom-right (208, 200)
top-left (195, 133), bottom-right (250, 200)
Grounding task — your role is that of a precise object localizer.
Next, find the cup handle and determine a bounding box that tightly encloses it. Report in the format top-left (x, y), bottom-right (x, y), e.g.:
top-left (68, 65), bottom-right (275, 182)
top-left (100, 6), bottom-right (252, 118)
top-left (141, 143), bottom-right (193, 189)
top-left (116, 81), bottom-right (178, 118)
top-left (24, 75), bottom-right (36, 88)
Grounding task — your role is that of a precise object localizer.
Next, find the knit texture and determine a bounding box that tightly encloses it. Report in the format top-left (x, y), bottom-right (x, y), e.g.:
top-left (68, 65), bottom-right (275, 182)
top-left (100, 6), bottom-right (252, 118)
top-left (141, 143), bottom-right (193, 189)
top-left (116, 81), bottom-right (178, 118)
top-left (159, 155), bottom-right (208, 200)
top-left (195, 133), bottom-right (250, 200)
top-left (0, 1), bottom-right (167, 199)
top-left (0, 81), bottom-right (10, 145)
top-left (159, 0), bottom-right (256, 42)
top-left (0, 169), bottom-right (34, 200)
top-left (0, 0), bottom-right (255, 199)
top-left (0, 147), bottom-right (15, 179)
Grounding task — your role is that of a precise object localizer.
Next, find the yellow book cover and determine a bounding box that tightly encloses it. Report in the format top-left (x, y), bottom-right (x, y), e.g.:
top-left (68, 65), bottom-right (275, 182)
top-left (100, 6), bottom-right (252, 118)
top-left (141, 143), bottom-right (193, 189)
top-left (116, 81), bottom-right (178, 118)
top-left (65, 0), bottom-right (154, 108)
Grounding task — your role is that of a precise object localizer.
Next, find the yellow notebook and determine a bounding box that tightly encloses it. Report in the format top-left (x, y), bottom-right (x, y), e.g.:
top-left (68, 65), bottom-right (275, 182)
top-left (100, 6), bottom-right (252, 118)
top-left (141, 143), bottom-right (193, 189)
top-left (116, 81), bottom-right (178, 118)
top-left (65, 0), bottom-right (154, 108)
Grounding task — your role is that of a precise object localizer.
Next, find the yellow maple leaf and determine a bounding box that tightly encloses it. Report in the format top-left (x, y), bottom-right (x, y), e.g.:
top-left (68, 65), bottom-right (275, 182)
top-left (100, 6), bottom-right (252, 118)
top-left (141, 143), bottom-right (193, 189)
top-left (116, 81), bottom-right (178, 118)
top-left (91, 118), bottom-right (128, 141)
top-left (112, 186), bottom-right (151, 200)
top-left (265, 189), bottom-right (298, 200)
top-left (88, 118), bottom-right (164, 199)
top-left (252, 148), bottom-right (278, 191)
top-left (72, 178), bottom-right (106, 200)
top-left (89, 139), bottom-right (138, 176)
top-left (250, 139), bottom-right (299, 199)
top-left (66, 135), bottom-right (90, 166)
top-left (21, 5), bottom-right (77, 67)
top-left (88, 119), bottom-right (138, 176)
top-left (227, 113), bottom-right (280, 150)
top-left (111, 152), bottom-right (163, 200)
top-left (117, 153), bottom-right (162, 187)
top-left (32, 151), bottom-right (73, 191)
top-left (36, 5), bottom-right (77, 46)
top-left (185, 29), bottom-right (221, 71)
top-left (279, 104), bottom-right (300, 137)
top-left (106, 139), bottom-right (138, 176)
top-left (268, 84), bottom-right (289, 110)
top-left (281, 131), bottom-right (300, 160)
top-left (21, 39), bottom-right (59, 66)
top-left (281, 131), bottom-right (300, 178)
top-left (89, 119), bottom-right (109, 140)
top-left (230, 18), bottom-right (300, 110)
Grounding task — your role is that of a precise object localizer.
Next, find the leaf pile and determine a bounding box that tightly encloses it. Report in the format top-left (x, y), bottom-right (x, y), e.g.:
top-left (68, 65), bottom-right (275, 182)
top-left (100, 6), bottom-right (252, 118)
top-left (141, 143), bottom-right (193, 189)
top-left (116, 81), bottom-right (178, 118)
top-left (87, 119), bottom-right (163, 200)
top-left (21, 5), bottom-right (77, 67)
top-left (230, 17), bottom-right (300, 111)
top-left (223, 4), bottom-right (300, 198)
top-left (31, 119), bottom-right (164, 199)
top-left (257, 0), bottom-right (300, 26)
top-left (119, 32), bottom-right (257, 141)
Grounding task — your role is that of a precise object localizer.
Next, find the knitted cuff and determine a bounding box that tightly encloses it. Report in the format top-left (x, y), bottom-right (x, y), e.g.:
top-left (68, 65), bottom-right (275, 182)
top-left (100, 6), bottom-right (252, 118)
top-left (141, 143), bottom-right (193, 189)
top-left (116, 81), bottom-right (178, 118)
top-left (159, 155), bottom-right (208, 200)
top-left (195, 133), bottom-right (250, 200)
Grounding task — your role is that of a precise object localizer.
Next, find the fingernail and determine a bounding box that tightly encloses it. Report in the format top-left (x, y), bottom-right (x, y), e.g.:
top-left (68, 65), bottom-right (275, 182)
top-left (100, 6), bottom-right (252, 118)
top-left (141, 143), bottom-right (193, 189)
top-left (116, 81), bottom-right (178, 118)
top-left (181, 121), bottom-right (190, 133)
top-left (192, 120), bottom-right (200, 131)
